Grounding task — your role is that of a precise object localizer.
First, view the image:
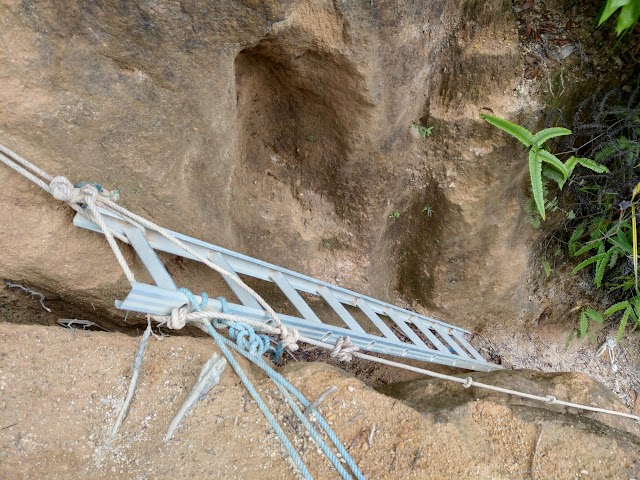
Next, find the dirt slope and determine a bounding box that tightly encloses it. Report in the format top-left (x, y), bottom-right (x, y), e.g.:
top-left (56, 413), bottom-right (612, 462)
top-left (1, 322), bottom-right (638, 480)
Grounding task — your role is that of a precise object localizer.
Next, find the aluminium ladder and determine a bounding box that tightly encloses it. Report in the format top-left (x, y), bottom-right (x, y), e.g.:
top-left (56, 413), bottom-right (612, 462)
top-left (74, 208), bottom-right (500, 372)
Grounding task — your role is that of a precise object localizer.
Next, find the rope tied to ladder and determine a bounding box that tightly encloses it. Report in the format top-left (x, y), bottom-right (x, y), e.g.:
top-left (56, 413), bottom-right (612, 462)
top-left (0, 144), bottom-right (301, 351)
top-left (329, 336), bottom-right (359, 362)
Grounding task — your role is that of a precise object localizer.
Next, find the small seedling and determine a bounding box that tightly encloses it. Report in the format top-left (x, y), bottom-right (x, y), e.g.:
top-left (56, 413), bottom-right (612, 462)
top-left (389, 211), bottom-right (400, 219)
top-left (541, 257), bottom-right (552, 278)
top-left (412, 124), bottom-right (433, 140)
top-left (307, 134), bottom-right (316, 142)
top-left (421, 205), bottom-right (433, 217)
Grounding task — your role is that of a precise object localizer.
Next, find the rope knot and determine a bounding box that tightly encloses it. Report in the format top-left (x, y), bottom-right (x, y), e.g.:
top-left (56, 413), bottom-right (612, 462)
top-left (330, 336), bottom-right (358, 362)
top-left (167, 306), bottom-right (188, 329)
top-left (463, 377), bottom-right (473, 388)
top-left (229, 323), bottom-right (271, 356)
top-left (279, 325), bottom-right (300, 352)
top-left (50, 176), bottom-right (81, 203)
top-left (545, 395), bottom-right (557, 404)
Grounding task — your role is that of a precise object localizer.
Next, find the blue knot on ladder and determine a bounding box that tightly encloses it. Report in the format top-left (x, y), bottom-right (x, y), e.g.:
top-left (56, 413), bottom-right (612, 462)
top-left (178, 287), bottom-right (209, 312)
top-left (229, 323), bottom-right (272, 356)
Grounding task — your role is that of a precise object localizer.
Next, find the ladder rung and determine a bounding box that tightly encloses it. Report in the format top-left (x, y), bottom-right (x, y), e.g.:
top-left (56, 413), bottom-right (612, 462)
top-left (209, 252), bottom-right (263, 310)
top-left (356, 299), bottom-right (399, 341)
top-left (124, 226), bottom-right (177, 290)
top-left (271, 272), bottom-right (322, 324)
top-left (429, 323), bottom-right (471, 359)
top-left (384, 310), bottom-right (429, 348)
top-left (410, 318), bottom-right (450, 353)
top-left (450, 330), bottom-right (486, 362)
top-left (317, 287), bottom-right (367, 334)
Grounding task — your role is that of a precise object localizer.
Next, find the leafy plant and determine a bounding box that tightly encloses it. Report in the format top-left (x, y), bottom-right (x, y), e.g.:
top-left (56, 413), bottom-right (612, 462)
top-left (389, 210), bottom-right (401, 219)
top-left (412, 124), bottom-right (433, 140)
top-left (480, 113), bottom-right (608, 220)
top-left (421, 205), bottom-right (434, 217)
top-left (551, 84), bottom-right (640, 340)
top-left (541, 256), bottom-right (552, 277)
top-left (598, 0), bottom-right (640, 36)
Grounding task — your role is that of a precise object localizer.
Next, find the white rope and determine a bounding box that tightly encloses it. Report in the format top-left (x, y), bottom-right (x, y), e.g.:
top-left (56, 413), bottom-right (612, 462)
top-left (0, 143), bottom-right (296, 349)
top-left (596, 337), bottom-right (618, 373)
top-left (152, 309), bottom-right (640, 423)
top-left (2, 142), bottom-right (638, 425)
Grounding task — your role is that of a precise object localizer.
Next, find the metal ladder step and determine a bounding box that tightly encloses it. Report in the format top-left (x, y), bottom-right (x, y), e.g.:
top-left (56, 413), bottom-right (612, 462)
top-left (74, 208), bottom-right (500, 372)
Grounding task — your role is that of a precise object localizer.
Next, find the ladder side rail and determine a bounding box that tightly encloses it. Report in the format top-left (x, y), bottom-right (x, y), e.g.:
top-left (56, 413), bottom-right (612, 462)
top-left (116, 282), bottom-right (497, 371)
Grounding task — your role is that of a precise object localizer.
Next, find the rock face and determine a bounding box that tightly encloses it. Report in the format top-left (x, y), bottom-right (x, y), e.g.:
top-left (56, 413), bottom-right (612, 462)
top-left (0, 0), bottom-right (534, 328)
top-left (1, 322), bottom-right (638, 479)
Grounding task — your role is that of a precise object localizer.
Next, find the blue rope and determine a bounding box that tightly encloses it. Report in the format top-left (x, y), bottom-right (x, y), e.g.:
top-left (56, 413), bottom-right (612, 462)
top-left (216, 296), bottom-right (229, 313)
top-left (179, 289), bottom-right (365, 479)
top-left (205, 323), bottom-right (313, 479)
top-left (215, 296), bottom-right (284, 364)
top-left (204, 321), bottom-right (366, 480)
top-left (75, 181), bottom-right (104, 193)
top-left (178, 287), bottom-right (208, 312)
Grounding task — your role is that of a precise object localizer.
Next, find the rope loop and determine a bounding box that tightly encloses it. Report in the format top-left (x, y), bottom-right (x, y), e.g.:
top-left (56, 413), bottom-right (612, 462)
top-left (329, 336), bottom-right (358, 362)
top-left (178, 288), bottom-right (208, 312)
top-left (463, 377), bottom-right (473, 388)
top-left (216, 296), bottom-right (229, 313)
top-left (279, 325), bottom-right (300, 352)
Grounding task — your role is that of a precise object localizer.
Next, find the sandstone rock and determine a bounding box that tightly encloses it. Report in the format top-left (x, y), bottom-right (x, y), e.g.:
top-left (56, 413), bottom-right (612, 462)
top-left (0, 0), bottom-right (533, 328)
top-left (1, 322), bottom-right (638, 479)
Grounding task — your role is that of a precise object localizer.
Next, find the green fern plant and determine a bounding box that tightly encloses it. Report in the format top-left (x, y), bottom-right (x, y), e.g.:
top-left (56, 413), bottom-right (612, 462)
top-left (481, 114), bottom-right (609, 221)
top-left (598, 0), bottom-right (640, 36)
top-left (481, 113), bottom-right (569, 220)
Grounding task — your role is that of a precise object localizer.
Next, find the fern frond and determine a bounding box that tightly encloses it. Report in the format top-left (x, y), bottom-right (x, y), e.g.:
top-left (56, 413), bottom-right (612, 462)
top-left (594, 144), bottom-right (616, 163)
top-left (537, 150), bottom-right (569, 179)
top-left (594, 244), bottom-right (609, 288)
top-left (579, 310), bottom-right (588, 338)
top-left (529, 149), bottom-right (545, 219)
top-left (568, 226), bottom-right (585, 256)
top-left (604, 300), bottom-right (630, 317)
top-left (574, 240), bottom-right (603, 257)
top-left (481, 114), bottom-right (535, 147)
top-left (542, 166), bottom-right (565, 186)
top-left (585, 308), bottom-right (604, 324)
top-left (533, 127), bottom-right (572, 146)
top-left (611, 228), bottom-right (633, 254)
top-left (571, 252), bottom-right (607, 274)
top-left (616, 306), bottom-right (631, 342)
top-left (575, 157), bottom-right (610, 173)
